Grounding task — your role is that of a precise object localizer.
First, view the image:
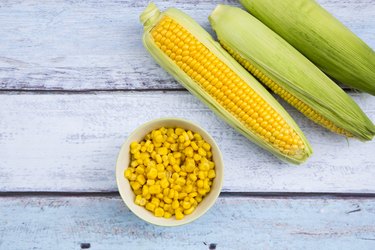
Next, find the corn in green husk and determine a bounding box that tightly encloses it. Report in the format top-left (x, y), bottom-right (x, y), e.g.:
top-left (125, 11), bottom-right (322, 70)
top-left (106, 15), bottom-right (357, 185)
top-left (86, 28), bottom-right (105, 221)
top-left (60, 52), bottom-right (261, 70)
top-left (209, 5), bottom-right (375, 141)
top-left (140, 3), bottom-right (312, 164)
top-left (240, 0), bottom-right (375, 95)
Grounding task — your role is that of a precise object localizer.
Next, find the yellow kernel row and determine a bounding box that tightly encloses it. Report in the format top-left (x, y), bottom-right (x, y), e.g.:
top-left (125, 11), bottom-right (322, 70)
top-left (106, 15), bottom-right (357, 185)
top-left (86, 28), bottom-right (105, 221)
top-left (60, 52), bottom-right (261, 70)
top-left (126, 127), bottom-right (215, 220)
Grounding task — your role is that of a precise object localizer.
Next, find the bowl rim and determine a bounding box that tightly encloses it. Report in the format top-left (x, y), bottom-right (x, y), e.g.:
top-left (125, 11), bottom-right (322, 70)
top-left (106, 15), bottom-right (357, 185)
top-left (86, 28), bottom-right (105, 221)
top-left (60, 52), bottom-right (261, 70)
top-left (115, 117), bottom-right (224, 227)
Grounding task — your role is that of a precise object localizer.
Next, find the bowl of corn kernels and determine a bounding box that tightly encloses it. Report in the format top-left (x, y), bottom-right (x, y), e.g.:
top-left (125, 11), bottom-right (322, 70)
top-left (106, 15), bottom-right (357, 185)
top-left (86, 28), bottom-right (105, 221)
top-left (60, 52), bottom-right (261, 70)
top-left (116, 118), bottom-right (223, 226)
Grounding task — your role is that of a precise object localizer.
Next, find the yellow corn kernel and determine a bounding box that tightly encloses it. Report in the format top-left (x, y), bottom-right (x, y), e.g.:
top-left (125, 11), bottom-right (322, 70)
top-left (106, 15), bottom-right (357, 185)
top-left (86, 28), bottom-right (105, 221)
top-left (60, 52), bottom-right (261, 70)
top-left (185, 164), bottom-right (195, 173)
top-left (164, 197), bottom-right (172, 204)
top-left (142, 185), bottom-right (149, 196)
top-left (146, 202), bottom-right (156, 212)
top-left (202, 142), bottom-right (211, 151)
top-left (168, 177), bottom-right (174, 184)
top-left (124, 169), bottom-right (133, 179)
top-left (207, 151), bottom-right (212, 159)
top-left (172, 164), bottom-right (181, 173)
top-left (183, 140), bottom-right (191, 147)
top-left (175, 210), bottom-right (184, 220)
top-left (140, 152), bottom-right (150, 161)
top-left (198, 188), bottom-right (207, 195)
top-left (195, 195), bottom-right (203, 203)
top-left (175, 128), bottom-right (184, 135)
top-left (186, 130), bottom-right (193, 140)
top-left (198, 148), bottom-right (206, 157)
top-left (134, 195), bottom-right (143, 205)
top-left (155, 154), bottom-right (162, 164)
top-left (172, 200), bottom-right (180, 210)
top-left (160, 178), bottom-right (169, 188)
top-left (166, 136), bottom-right (175, 143)
top-left (193, 154), bottom-right (201, 161)
top-left (184, 206), bottom-right (195, 215)
top-left (176, 177), bottom-right (186, 186)
top-left (168, 189), bottom-right (175, 199)
top-left (157, 147), bottom-right (168, 156)
top-left (130, 142), bottom-right (140, 149)
top-left (154, 207), bottom-right (164, 217)
top-left (169, 156), bottom-right (177, 165)
top-left (189, 174), bottom-right (197, 182)
top-left (130, 160), bottom-right (138, 168)
top-left (167, 128), bottom-right (174, 136)
top-left (147, 179), bottom-right (155, 186)
top-left (155, 163), bottom-right (164, 171)
top-left (133, 151), bottom-right (141, 160)
top-left (179, 192), bottom-right (188, 200)
top-left (185, 184), bottom-right (193, 193)
top-left (151, 197), bottom-right (160, 207)
top-left (172, 172), bottom-right (179, 180)
top-left (173, 185), bottom-right (182, 192)
top-left (163, 188), bottom-right (170, 197)
top-left (190, 142), bottom-right (198, 151)
top-left (131, 181), bottom-right (141, 191)
top-left (129, 173), bottom-right (137, 181)
top-left (198, 171), bottom-right (206, 180)
top-left (135, 166), bottom-right (145, 175)
top-left (154, 134), bottom-right (164, 144)
top-left (173, 152), bottom-right (182, 158)
top-left (134, 189), bottom-right (142, 195)
top-left (204, 179), bottom-right (210, 190)
top-left (164, 212), bottom-right (172, 218)
top-left (182, 201), bottom-right (191, 210)
top-left (208, 169), bottom-right (216, 179)
top-left (199, 161), bottom-right (210, 171)
top-left (147, 160), bottom-right (156, 169)
top-left (157, 171), bottom-right (166, 179)
top-left (178, 134), bottom-right (185, 143)
top-left (170, 143), bottom-right (178, 151)
top-left (147, 168), bottom-right (158, 180)
top-left (157, 193), bottom-right (164, 199)
top-left (174, 191), bottom-right (179, 200)
top-left (197, 180), bottom-right (204, 188)
top-left (136, 174), bottom-right (146, 185)
top-left (149, 184), bottom-right (161, 194)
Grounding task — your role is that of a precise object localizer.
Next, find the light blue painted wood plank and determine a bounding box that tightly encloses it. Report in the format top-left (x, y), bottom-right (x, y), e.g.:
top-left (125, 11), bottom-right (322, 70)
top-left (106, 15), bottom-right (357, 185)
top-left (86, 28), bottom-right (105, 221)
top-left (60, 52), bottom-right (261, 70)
top-left (0, 0), bottom-right (373, 90)
top-left (0, 196), bottom-right (374, 250)
top-left (0, 92), bottom-right (374, 193)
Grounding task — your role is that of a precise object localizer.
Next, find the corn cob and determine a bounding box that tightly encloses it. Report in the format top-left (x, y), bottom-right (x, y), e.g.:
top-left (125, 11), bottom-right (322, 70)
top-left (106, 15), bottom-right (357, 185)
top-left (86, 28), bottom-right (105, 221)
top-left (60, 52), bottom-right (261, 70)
top-left (140, 3), bottom-right (312, 164)
top-left (209, 5), bottom-right (375, 141)
top-left (240, 0), bottom-right (375, 95)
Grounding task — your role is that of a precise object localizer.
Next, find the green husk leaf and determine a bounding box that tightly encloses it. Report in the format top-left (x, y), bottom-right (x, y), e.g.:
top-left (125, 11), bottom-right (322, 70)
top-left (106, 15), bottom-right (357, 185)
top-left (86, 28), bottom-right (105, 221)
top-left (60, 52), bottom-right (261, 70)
top-left (140, 3), bottom-right (312, 164)
top-left (209, 4), bottom-right (375, 141)
top-left (240, 0), bottom-right (375, 95)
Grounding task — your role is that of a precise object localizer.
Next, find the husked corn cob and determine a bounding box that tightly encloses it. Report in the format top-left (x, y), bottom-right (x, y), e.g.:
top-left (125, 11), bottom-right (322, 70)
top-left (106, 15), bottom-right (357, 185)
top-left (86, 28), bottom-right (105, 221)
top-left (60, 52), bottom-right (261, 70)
top-left (240, 0), bottom-right (375, 95)
top-left (140, 3), bottom-right (312, 164)
top-left (209, 5), bottom-right (375, 141)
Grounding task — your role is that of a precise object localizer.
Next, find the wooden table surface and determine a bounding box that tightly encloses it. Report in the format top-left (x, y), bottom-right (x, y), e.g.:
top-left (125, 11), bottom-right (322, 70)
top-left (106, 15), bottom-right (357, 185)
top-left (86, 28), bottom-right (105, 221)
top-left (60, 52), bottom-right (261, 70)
top-left (0, 0), bottom-right (374, 249)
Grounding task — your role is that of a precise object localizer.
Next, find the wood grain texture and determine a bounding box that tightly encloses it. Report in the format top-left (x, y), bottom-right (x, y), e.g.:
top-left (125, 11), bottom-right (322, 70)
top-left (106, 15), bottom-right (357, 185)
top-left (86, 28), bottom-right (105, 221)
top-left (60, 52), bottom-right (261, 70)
top-left (0, 92), bottom-right (374, 193)
top-left (0, 196), bottom-right (374, 249)
top-left (0, 0), bottom-right (374, 90)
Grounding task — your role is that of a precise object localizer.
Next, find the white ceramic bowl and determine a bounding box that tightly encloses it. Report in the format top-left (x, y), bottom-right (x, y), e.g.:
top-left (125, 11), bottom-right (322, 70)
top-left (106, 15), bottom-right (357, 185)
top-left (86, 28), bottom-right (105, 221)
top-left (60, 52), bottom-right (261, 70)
top-left (116, 118), bottom-right (224, 226)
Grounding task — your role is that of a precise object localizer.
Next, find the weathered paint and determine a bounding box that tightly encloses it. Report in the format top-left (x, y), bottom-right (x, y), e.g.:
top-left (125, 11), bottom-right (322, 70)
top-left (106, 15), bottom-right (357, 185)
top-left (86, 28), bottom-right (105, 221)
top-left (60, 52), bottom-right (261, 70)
top-left (0, 0), bottom-right (373, 90)
top-left (0, 92), bottom-right (374, 193)
top-left (1, 196), bottom-right (375, 249)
